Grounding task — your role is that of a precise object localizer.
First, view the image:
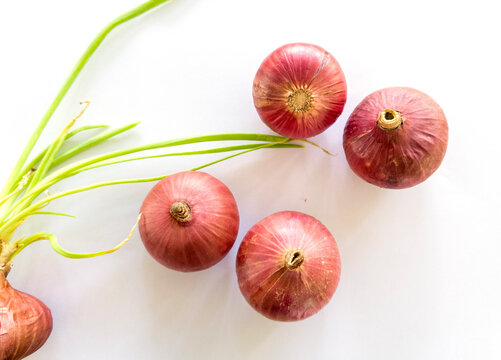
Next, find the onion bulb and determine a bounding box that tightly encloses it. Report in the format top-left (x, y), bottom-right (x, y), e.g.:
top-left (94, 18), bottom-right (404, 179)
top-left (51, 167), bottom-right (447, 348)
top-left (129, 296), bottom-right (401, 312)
top-left (253, 43), bottom-right (347, 138)
top-left (236, 211), bottom-right (341, 321)
top-left (343, 87), bottom-right (448, 189)
top-left (0, 273), bottom-right (52, 360)
top-left (139, 171), bottom-right (239, 272)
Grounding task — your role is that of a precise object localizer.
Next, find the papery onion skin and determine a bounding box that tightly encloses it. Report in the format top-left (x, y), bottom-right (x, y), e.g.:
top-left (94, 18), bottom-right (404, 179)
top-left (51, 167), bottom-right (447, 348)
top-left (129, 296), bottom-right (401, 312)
top-left (0, 274), bottom-right (53, 360)
top-left (253, 43), bottom-right (347, 138)
top-left (343, 87), bottom-right (448, 189)
top-left (236, 211), bottom-right (341, 321)
top-left (139, 171), bottom-right (239, 272)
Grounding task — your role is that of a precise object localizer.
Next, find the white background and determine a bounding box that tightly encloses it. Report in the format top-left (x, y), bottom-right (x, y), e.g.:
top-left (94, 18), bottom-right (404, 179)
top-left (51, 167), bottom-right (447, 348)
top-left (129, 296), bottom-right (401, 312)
top-left (1, 0), bottom-right (500, 359)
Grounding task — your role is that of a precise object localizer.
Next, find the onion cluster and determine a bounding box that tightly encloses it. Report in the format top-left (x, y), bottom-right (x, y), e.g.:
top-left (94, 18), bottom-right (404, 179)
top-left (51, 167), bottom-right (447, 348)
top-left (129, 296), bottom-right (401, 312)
top-left (138, 169), bottom-right (342, 322)
top-left (136, 44), bottom-right (450, 324)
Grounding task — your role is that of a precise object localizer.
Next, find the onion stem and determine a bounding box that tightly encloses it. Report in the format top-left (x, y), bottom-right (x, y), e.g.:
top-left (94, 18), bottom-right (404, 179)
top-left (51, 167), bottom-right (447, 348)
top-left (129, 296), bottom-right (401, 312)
top-left (10, 216), bottom-right (138, 260)
top-left (30, 212), bottom-right (77, 218)
top-left (2, 120), bottom-right (139, 217)
top-left (53, 122), bottom-right (141, 168)
top-left (13, 124), bottom-right (110, 189)
top-left (24, 102), bottom-right (91, 195)
top-left (0, 124), bottom-right (117, 221)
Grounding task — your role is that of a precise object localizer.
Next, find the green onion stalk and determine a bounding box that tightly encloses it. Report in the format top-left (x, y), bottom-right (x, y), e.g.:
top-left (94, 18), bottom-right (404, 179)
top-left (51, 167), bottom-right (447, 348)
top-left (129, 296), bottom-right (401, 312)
top-left (0, 0), bottom-right (305, 276)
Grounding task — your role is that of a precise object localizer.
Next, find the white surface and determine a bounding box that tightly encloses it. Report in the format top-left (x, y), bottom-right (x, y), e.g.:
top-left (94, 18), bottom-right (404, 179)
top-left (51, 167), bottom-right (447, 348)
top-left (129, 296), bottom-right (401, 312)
top-left (1, 0), bottom-right (500, 359)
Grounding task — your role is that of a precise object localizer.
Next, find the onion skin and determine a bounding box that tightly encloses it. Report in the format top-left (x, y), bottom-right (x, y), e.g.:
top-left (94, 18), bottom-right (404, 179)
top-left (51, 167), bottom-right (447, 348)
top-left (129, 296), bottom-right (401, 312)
top-left (139, 171), bottom-right (239, 272)
top-left (253, 43), bottom-right (347, 138)
top-left (236, 211), bottom-right (341, 321)
top-left (0, 274), bottom-right (52, 360)
top-left (343, 87), bottom-right (448, 189)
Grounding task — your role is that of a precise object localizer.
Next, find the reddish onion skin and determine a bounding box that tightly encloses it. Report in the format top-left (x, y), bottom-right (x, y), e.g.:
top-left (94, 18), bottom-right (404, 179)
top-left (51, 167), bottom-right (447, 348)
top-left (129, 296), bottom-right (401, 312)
top-left (0, 274), bottom-right (53, 360)
top-left (139, 171), bottom-right (239, 272)
top-left (343, 87), bottom-right (448, 189)
top-left (236, 211), bottom-right (341, 321)
top-left (253, 43), bottom-right (347, 138)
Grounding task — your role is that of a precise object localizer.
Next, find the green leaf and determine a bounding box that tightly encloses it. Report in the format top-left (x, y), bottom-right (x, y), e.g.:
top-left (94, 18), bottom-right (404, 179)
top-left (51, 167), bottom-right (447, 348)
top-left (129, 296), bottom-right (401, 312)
top-left (31, 211), bottom-right (77, 218)
top-left (11, 226), bottom-right (135, 260)
top-left (52, 122), bottom-right (140, 167)
top-left (70, 142), bottom-right (301, 175)
top-left (8, 124), bottom-right (110, 195)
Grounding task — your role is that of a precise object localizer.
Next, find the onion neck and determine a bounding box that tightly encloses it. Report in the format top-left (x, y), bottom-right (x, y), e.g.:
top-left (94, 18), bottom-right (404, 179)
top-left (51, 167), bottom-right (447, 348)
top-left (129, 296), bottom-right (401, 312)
top-left (377, 109), bottom-right (402, 131)
top-left (170, 201), bottom-right (192, 223)
top-left (0, 241), bottom-right (16, 278)
top-left (284, 249), bottom-right (305, 270)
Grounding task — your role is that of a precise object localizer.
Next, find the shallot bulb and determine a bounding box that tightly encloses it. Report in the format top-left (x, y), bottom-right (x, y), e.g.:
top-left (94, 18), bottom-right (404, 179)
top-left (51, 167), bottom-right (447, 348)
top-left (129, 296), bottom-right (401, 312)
top-left (0, 274), bottom-right (52, 360)
top-left (139, 171), bottom-right (239, 272)
top-left (236, 211), bottom-right (341, 321)
top-left (343, 87), bottom-right (448, 189)
top-left (253, 43), bottom-right (347, 138)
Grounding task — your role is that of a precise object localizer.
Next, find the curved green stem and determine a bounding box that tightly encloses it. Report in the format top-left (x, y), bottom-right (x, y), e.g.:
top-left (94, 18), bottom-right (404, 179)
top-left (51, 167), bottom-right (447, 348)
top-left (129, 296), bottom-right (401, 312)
top-left (31, 211), bottom-right (77, 218)
top-left (0, 0), bottom-right (171, 198)
top-left (10, 221), bottom-right (136, 260)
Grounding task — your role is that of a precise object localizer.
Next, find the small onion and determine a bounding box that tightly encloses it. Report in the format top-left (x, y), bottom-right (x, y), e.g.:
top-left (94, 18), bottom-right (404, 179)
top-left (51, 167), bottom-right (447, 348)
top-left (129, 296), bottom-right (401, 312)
top-left (343, 87), bottom-right (448, 189)
top-left (236, 211), bottom-right (341, 321)
top-left (139, 171), bottom-right (239, 272)
top-left (253, 43), bottom-right (347, 138)
top-left (0, 274), bottom-right (53, 360)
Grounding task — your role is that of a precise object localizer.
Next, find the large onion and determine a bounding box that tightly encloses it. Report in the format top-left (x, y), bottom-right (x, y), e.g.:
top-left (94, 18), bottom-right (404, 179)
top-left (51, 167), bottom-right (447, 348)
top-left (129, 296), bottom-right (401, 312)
top-left (236, 211), bottom-right (341, 321)
top-left (139, 171), bottom-right (239, 272)
top-left (343, 87), bottom-right (448, 189)
top-left (0, 273), bottom-right (52, 360)
top-left (253, 43), bottom-right (347, 138)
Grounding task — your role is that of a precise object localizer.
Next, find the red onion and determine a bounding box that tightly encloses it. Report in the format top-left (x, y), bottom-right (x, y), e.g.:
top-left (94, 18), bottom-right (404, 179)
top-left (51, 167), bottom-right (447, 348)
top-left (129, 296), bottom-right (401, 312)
top-left (0, 274), bottom-right (52, 360)
top-left (236, 211), bottom-right (341, 321)
top-left (252, 43), bottom-right (347, 138)
top-left (343, 87), bottom-right (448, 189)
top-left (139, 171), bottom-right (239, 272)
